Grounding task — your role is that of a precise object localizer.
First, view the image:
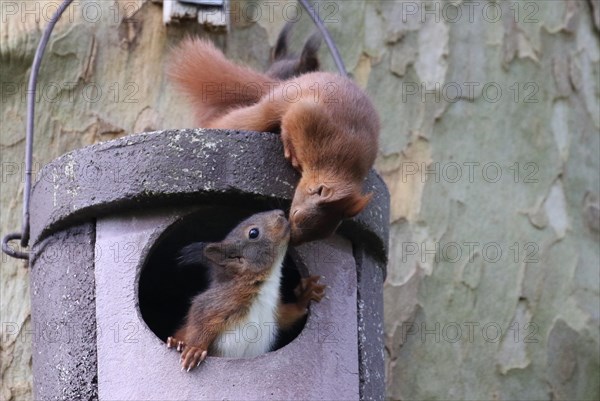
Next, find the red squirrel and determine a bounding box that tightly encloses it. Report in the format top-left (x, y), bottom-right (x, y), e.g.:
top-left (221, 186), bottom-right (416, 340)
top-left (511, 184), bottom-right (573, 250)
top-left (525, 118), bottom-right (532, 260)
top-left (168, 38), bottom-right (380, 244)
top-left (166, 210), bottom-right (325, 371)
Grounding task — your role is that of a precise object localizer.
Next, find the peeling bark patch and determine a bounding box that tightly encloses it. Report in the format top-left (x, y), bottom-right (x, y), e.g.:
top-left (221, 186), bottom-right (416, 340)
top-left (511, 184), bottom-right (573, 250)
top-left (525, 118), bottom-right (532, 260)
top-left (552, 57), bottom-right (573, 97)
top-left (384, 270), bottom-right (422, 348)
top-left (81, 36), bottom-right (97, 83)
top-left (118, 4), bottom-right (144, 50)
top-left (353, 54), bottom-right (372, 90)
top-left (590, 0), bottom-right (600, 32)
top-left (415, 18), bottom-right (448, 90)
top-left (390, 45), bottom-right (416, 78)
top-left (502, 17), bottom-right (518, 67)
top-left (80, 116), bottom-right (127, 144)
top-left (502, 15), bottom-right (539, 67)
top-left (459, 253), bottom-right (483, 290)
top-left (544, 181), bottom-right (570, 238)
top-left (378, 136), bottom-right (432, 223)
top-left (583, 192), bottom-right (600, 232)
top-left (515, 31), bottom-right (539, 62)
top-left (496, 300), bottom-right (532, 374)
top-left (525, 199), bottom-right (549, 230)
top-left (547, 320), bottom-right (578, 397)
top-left (551, 100), bottom-right (570, 161)
top-left (564, 0), bottom-right (580, 34)
top-left (569, 57), bottom-right (583, 93)
top-left (133, 107), bottom-right (161, 133)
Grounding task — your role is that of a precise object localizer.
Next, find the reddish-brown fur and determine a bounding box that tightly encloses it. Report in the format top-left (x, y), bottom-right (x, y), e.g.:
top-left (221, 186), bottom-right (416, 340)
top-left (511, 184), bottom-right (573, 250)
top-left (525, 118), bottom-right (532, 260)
top-left (169, 39), bottom-right (380, 244)
top-left (166, 210), bottom-right (325, 371)
top-left (168, 39), bottom-right (273, 125)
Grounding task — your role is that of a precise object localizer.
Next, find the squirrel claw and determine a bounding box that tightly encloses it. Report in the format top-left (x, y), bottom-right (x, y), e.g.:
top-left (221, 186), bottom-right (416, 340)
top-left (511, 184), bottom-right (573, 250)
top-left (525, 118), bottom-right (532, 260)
top-left (290, 157), bottom-right (301, 171)
top-left (181, 346), bottom-right (208, 372)
top-left (167, 336), bottom-right (186, 353)
top-left (295, 275), bottom-right (326, 308)
top-left (282, 133), bottom-right (302, 172)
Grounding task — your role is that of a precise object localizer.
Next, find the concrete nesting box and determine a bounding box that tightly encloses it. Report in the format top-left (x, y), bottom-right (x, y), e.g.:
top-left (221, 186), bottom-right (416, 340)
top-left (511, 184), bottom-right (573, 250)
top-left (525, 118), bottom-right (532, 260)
top-left (27, 129), bottom-right (389, 400)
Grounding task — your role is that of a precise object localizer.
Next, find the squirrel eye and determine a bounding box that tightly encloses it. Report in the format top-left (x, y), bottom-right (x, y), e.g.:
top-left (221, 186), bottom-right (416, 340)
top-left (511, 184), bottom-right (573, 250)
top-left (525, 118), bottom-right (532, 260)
top-left (248, 228), bottom-right (260, 239)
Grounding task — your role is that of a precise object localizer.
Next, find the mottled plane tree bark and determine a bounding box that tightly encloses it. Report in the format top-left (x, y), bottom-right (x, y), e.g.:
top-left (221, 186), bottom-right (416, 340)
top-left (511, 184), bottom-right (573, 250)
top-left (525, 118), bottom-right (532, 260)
top-left (1, 1), bottom-right (598, 400)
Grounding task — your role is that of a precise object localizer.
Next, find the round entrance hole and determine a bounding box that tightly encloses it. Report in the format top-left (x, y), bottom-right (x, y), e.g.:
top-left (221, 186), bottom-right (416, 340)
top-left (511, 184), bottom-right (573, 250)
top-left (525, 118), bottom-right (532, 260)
top-left (138, 205), bottom-right (307, 354)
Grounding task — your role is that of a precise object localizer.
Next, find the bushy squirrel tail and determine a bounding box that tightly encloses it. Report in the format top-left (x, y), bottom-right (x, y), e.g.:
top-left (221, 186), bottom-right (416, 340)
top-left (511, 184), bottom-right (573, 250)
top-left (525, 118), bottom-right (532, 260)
top-left (168, 38), bottom-right (276, 125)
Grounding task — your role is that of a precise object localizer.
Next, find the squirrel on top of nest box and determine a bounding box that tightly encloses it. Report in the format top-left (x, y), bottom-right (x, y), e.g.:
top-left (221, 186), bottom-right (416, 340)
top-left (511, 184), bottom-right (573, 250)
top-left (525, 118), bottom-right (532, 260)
top-left (166, 210), bottom-right (325, 371)
top-left (168, 26), bottom-right (380, 245)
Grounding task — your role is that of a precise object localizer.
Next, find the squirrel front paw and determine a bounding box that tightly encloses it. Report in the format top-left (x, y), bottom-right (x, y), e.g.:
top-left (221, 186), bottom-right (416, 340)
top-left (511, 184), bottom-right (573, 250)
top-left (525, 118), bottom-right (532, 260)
top-left (180, 346), bottom-right (208, 372)
top-left (294, 275), bottom-right (326, 310)
top-left (281, 133), bottom-right (302, 172)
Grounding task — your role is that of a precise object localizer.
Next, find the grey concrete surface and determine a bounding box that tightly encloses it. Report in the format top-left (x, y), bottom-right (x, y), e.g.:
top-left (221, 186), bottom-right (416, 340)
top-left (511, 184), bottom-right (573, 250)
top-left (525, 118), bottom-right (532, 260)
top-left (29, 223), bottom-right (98, 401)
top-left (355, 246), bottom-right (386, 400)
top-left (94, 209), bottom-right (359, 400)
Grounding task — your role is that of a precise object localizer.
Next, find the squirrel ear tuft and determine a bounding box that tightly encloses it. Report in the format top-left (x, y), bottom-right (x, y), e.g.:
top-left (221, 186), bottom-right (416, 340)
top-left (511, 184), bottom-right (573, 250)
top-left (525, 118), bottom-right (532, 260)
top-left (344, 192), bottom-right (373, 218)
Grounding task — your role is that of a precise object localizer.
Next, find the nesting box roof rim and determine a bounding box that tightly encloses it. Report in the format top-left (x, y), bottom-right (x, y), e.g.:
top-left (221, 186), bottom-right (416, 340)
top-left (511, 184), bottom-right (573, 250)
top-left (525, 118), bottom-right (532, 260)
top-left (29, 129), bottom-right (389, 264)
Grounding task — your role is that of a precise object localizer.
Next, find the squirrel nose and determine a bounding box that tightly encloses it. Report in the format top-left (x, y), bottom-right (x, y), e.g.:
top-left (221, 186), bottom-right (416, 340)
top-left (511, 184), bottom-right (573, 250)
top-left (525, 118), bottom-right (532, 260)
top-left (274, 210), bottom-right (285, 218)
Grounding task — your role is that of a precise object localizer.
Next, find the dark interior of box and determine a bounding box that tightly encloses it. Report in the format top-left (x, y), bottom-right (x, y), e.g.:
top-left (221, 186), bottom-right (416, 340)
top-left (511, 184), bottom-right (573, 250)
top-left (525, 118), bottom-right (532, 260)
top-left (138, 204), bottom-right (307, 354)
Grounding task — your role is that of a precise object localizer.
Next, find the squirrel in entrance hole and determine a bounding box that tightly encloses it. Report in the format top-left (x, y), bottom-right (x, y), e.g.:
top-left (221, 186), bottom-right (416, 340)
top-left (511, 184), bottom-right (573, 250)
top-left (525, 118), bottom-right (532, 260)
top-left (166, 210), bottom-right (325, 372)
top-left (168, 28), bottom-right (380, 245)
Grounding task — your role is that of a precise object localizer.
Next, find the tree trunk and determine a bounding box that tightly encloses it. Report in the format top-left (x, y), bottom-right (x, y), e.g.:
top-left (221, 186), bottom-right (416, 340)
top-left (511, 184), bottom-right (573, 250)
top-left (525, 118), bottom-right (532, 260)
top-left (1, 1), bottom-right (598, 400)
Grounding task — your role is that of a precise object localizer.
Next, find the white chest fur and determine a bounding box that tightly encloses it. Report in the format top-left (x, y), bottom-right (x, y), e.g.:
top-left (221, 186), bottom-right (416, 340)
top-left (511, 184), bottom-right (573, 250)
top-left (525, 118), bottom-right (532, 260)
top-left (213, 249), bottom-right (285, 358)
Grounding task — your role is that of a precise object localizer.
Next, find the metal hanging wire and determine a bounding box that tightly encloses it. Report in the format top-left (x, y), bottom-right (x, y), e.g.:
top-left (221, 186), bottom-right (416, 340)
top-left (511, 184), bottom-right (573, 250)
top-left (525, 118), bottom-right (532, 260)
top-left (297, 0), bottom-right (346, 76)
top-left (2, 0), bottom-right (74, 260)
top-left (1, 0), bottom-right (346, 261)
